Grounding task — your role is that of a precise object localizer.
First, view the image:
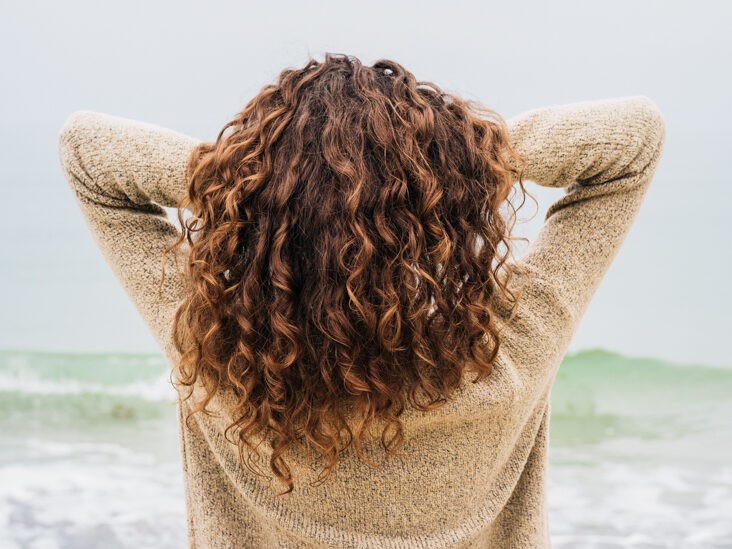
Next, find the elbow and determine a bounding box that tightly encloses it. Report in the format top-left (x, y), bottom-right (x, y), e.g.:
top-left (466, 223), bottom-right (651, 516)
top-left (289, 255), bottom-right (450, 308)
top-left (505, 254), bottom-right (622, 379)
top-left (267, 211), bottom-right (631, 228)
top-left (57, 111), bottom-right (104, 205)
top-left (621, 96), bottom-right (667, 176)
top-left (58, 110), bottom-right (95, 156)
top-left (57, 110), bottom-right (98, 188)
top-left (634, 95), bottom-right (667, 158)
top-left (58, 114), bottom-right (82, 190)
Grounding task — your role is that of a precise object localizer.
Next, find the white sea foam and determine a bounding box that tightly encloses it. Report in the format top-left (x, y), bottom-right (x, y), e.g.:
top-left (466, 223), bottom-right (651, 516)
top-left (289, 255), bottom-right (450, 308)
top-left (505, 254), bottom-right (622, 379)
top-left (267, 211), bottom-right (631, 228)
top-left (548, 453), bottom-right (732, 548)
top-left (0, 439), bottom-right (185, 549)
top-left (0, 370), bottom-right (177, 402)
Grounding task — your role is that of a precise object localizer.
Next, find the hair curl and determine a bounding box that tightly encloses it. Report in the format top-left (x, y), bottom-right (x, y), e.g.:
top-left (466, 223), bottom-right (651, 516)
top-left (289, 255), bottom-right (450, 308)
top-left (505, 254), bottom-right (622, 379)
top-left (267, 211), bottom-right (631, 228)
top-left (163, 53), bottom-right (529, 495)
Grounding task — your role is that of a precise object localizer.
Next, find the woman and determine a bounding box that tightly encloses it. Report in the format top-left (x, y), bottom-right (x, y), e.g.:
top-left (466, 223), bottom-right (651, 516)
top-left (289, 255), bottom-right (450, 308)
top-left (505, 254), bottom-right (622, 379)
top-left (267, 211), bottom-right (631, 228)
top-left (57, 53), bottom-right (665, 548)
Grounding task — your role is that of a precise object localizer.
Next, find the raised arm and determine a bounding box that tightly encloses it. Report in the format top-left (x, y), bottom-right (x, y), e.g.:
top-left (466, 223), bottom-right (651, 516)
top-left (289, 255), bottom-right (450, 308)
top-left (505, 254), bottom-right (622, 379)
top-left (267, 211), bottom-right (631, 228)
top-left (57, 111), bottom-right (203, 363)
top-left (504, 95), bottom-right (666, 333)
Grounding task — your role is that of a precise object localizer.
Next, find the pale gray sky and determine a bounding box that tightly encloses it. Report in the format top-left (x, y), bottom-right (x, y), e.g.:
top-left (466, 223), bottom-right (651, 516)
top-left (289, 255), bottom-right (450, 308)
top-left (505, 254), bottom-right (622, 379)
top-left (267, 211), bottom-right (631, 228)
top-left (1, 0), bottom-right (730, 367)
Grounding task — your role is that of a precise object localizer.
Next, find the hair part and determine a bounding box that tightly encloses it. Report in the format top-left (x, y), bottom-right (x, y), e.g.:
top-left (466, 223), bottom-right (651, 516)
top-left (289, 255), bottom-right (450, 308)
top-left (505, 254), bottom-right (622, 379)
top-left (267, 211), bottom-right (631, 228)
top-left (163, 52), bottom-right (529, 495)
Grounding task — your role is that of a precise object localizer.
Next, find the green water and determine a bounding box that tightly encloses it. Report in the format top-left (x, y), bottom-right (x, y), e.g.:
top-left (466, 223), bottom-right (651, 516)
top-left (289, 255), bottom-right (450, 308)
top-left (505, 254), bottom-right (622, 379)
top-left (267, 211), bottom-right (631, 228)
top-left (2, 347), bottom-right (729, 447)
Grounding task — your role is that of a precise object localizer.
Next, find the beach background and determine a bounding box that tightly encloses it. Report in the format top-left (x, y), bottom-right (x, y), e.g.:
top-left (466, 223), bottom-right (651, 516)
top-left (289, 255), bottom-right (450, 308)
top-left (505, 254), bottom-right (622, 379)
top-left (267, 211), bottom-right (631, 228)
top-left (1, 0), bottom-right (730, 547)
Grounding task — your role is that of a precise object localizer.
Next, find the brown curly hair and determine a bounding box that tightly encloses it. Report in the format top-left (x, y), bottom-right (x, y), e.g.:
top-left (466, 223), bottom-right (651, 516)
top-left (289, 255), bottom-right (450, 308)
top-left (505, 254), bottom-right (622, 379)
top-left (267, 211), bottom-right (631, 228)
top-left (163, 52), bottom-right (529, 495)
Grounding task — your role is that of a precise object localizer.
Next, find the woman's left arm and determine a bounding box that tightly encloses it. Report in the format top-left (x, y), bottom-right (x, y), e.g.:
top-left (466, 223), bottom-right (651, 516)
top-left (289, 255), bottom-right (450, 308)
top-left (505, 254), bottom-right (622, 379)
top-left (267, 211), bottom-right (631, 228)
top-left (57, 111), bottom-right (203, 363)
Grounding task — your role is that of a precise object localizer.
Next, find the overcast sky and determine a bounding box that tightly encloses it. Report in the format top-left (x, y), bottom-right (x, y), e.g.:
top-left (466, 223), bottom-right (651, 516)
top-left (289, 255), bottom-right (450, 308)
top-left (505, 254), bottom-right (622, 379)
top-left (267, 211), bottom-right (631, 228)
top-left (1, 0), bottom-right (730, 368)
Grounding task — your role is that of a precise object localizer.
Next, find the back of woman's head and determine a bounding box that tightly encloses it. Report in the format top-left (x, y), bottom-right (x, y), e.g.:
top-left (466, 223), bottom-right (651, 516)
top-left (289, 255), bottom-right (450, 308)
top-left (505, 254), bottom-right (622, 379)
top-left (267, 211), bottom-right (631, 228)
top-left (167, 52), bottom-right (528, 495)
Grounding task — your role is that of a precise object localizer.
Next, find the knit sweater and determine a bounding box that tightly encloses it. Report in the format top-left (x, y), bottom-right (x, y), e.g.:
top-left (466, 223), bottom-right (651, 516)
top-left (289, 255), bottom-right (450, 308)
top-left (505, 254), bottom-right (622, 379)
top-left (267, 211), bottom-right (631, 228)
top-left (57, 95), bottom-right (666, 548)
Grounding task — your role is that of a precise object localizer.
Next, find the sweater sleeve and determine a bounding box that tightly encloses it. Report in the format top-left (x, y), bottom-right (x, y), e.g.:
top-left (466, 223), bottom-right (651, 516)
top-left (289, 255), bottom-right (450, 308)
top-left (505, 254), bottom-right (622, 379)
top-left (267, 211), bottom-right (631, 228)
top-left (57, 111), bottom-right (203, 363)
top-left (504, 95), bottom-right (666, 332)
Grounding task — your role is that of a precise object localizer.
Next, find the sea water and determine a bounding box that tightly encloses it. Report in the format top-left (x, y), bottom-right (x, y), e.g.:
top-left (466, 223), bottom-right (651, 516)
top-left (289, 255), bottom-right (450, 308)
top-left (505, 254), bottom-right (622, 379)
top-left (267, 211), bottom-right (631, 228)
top-left (0, 349), bottom-right (730, 548)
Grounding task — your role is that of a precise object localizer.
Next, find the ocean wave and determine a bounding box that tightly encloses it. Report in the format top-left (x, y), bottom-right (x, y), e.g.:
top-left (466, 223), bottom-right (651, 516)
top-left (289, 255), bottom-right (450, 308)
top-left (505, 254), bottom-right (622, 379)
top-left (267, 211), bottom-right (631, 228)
top-left (0, 370), bottom-right (177, 402)
top-left (0, 349), bottom-right (176, 402)
top-left (1, 347), bottom-right (730, 433)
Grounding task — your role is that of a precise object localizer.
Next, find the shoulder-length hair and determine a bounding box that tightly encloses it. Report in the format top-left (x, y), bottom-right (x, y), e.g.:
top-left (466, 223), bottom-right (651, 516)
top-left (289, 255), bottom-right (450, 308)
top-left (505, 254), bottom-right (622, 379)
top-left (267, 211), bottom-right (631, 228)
top-left (165, 52), bottom-right (528, 495)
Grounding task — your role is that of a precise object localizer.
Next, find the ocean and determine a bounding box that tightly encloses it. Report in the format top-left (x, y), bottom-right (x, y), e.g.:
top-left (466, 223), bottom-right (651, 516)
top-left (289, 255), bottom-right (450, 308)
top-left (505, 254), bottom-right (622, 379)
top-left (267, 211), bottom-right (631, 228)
top-left (0, 348), bottom-right (730, 548)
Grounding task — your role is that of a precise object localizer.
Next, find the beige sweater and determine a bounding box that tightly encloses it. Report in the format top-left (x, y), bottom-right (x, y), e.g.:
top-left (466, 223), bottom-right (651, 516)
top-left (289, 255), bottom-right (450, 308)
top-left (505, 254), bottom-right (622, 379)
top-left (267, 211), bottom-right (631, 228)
top-left (57, 95), bottom-right (666, 548)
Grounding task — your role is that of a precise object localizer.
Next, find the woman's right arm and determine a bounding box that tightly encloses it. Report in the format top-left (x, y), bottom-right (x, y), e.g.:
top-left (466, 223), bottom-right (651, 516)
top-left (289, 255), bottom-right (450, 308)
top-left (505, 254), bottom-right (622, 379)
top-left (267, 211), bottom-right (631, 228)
top-left (504, 95), bottom-right (667, 333)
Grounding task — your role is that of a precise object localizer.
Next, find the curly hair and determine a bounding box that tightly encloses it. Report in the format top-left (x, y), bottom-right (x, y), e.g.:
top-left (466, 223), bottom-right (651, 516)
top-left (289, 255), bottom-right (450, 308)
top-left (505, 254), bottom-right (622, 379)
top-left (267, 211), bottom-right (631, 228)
top-left (163, 52), bottom-right (529, 495)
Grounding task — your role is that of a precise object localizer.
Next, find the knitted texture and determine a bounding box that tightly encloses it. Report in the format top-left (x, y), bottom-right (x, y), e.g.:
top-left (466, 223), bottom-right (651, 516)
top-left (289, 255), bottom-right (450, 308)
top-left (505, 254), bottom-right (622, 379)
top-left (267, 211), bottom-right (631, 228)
top-left (57, 95), bottom-right (666, 548)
